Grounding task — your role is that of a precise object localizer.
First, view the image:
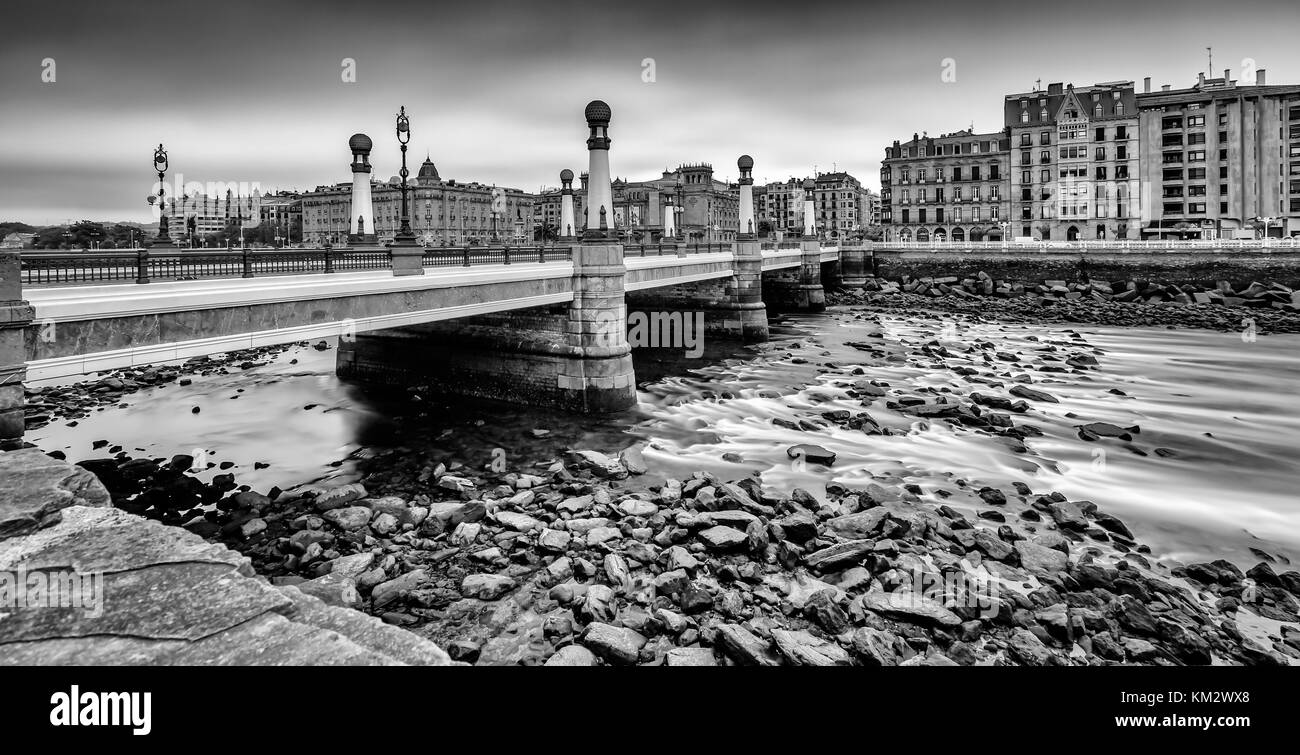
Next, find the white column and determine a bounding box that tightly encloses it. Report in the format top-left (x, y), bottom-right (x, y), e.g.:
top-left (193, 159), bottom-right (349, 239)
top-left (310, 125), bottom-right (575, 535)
top-left (802, 179), bottom-right (816, 237)
top-left (584, 101), bottom-right (614, 238)
top-left (737, 155), bottom-right (755, 237)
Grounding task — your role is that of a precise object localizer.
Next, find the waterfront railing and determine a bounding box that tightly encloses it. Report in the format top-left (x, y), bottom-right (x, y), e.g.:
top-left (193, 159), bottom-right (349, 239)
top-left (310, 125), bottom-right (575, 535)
top-left (19, 246), bottom-right (576, 286)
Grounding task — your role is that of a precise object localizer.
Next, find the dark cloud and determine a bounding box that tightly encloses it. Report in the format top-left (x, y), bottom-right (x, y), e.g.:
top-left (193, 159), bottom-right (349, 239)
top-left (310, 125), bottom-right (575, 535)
top-left (0, 0), bottom-right (1296, 223)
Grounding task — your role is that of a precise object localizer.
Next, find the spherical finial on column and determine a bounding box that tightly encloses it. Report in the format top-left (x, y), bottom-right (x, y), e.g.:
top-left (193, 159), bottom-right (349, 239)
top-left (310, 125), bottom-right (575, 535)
top-left (584, 100), bottom-right (612, 126)
top-left (349, 133), bottom-right (373, 155)
top-left (737, 155), bottom-right (754, 186)
top-left (560, 168), bottom-right (574, 182)
top-left (802, 177), bottom-right (815, 191)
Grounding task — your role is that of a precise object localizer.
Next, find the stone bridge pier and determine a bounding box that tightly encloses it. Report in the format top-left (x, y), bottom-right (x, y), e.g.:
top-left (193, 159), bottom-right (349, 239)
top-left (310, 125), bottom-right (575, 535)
top-left (837, 245), bottom-right (871, 288)
top-left (1, 252), bottom-right (35, 448)
top-left (762, 238), bottom-right (826, 312)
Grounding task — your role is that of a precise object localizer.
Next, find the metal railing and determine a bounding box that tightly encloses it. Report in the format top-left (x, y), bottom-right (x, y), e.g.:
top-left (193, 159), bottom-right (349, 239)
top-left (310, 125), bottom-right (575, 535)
top-left (624, 242), bottom-right (730, 257)
top-left (869, 239), bottom-right (1300, 251)
top-left (20, 245), bottom-right (574, 286)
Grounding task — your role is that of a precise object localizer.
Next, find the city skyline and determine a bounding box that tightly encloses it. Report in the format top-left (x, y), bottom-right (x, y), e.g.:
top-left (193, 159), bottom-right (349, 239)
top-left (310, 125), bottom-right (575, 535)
top-left (1, 0), bottom-right (1298, 224)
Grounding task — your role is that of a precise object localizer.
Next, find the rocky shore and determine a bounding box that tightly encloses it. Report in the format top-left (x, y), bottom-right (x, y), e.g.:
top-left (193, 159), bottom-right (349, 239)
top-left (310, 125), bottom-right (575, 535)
top-left (835, 274), bottom-right (1300, 333)
top-left (68, 427), bottom-right (1300, 667)
top-left (21, 287), bottom-right (1300, 667)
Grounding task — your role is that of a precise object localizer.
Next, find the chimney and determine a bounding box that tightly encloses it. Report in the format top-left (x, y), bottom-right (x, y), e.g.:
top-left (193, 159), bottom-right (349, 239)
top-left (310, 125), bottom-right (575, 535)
top-left (1223, 68), bottom-right (1231, 81)
top-left (1162, 84), bottom-right (1171, 91)
top-left (1048, 82), bottom-right (1063, 95)
top-left (1257, 68), bottom-right (1266, 86)
top-left (1197, 72), bottom-right (1205, 86)
top-left (1143, 77), bottom-right (1151, 93)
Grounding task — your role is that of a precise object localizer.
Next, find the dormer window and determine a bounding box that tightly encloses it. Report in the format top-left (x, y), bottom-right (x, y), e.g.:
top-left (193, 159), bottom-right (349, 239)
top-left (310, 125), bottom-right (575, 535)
top-left (1040, 108), bottom-right (1048, 121)
top-left (1094, 104), bottom-right (1103, 118)
top-left (1116, 103), bottom-right (1125, 115)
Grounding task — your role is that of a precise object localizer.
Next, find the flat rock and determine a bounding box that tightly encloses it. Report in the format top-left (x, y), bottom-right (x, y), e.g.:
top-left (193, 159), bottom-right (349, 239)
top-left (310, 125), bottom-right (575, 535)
top-left (806, 539), bottom-right (875, 571)
top-left (580, 622), bottom-right (646, 665)
top-left (460, 574), bottom-right (517, 600)
top-left (715, 624), bottom-right (782, 666)
top-left (0, 449), bottom-right (110, 539)
top-left (544, 645), bottom-right (599, 666)
top-left (698, 525), bottom-right (748, 551)
top-left (857, 590), bottom-right (962, 628)
top-left (771, 628), bottom-right (853, 666)
top-left (664, 647), bottom-right (719, 666)
top-left (1015, 540), bottom-right (1068, 575)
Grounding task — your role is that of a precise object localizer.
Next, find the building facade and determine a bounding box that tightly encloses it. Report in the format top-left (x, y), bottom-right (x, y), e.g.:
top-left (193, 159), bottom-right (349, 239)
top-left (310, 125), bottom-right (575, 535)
top-left (165, 189), bottom-right (263, 245)
top-left (880, 129), bottom-right (1011, 241)
top-left (1137, 69), bottom-right (1300, 239)
top-left (812, 172), bottom-right (868, 239)
top-left (300, 157), bottom-right (534, 245)
top-left (1005, 81), bottom-right (1141, 241)
top-left (604, 163), bottom-right (739, 242)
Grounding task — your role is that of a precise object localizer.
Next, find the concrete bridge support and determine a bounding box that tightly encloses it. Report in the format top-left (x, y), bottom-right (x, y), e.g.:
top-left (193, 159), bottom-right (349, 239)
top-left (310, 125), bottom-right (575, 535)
top-left (337, 240), bottom-right (637, 413)
top-left (838, 245), bottom-right (871, 287)
top-left (1, 252), bottom-right (35, 448)
top-left (623, 247), bottom-right (768, 343)
top-left (761, 240), bottom-right (826, 312)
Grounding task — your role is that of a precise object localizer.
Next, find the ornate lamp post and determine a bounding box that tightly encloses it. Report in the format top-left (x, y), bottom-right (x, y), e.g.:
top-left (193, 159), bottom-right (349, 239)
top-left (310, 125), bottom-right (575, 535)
top-left (387, 105), bottom-right (423, 275)
top-left (146, 144), bottom-right (176, 249)
top-left (395, 107), bottom-right (415, 243)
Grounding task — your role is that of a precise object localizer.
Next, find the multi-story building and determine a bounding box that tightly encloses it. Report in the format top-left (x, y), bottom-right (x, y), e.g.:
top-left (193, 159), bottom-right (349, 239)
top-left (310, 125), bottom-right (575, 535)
top-left (258, 192), bottom-right (302, 243)
top-left (813, 172), bottom-right (867, 239)
top-left (607, 163), bottom-right (739, 242)
top-left (756, 178), bottom-right (807, 235)
top-left (880, 129), bottom-right (1011, 241)
top-left (1005, 81), bottom-right (1140, 241)
top-left (300, 157), bottom-right (534, 245)
top-left (1137, 69), bottom-right (1300, 239)
top-left (165, 188), bottom-right (263, 245)
top-left (863, 188), bottom-right (882, 227)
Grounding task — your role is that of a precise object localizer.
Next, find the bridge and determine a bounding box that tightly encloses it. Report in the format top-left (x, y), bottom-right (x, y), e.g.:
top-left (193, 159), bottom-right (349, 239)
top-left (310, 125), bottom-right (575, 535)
top-left (0, 238), bottom-right (848, 443)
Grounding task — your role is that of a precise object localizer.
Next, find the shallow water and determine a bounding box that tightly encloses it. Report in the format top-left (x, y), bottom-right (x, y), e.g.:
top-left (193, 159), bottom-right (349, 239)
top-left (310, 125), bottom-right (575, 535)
top-left (30, 306), bottom-right (1300, 571)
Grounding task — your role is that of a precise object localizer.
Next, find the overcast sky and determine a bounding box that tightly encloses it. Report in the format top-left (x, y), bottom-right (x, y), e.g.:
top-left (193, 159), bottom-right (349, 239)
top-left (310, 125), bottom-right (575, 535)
top-left (1, 0), bottom-right (1298, 224)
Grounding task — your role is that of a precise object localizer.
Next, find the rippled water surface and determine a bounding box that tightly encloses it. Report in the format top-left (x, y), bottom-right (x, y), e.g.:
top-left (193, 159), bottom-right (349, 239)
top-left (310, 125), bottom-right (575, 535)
top-left (31, 306), bottom-right (1300, 570)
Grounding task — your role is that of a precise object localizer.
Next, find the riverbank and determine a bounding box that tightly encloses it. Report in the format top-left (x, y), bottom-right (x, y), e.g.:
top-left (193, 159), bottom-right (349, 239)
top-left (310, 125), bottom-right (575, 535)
top-left (36, 308), bottom-right (1300, 666)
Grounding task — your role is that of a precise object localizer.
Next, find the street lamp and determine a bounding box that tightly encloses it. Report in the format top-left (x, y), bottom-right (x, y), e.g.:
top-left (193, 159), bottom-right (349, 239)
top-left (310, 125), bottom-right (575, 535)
top-left (149, 144), bottom-right (169, 244)
top-left (393, 106), bottom-right (416, 244)
top-left (1257, 216), bottom-right (1275, 241)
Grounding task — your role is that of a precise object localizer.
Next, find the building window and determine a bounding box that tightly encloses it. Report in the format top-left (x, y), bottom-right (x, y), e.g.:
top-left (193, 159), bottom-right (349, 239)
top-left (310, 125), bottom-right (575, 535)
top-left (1094, 105), bottom-right (1103, 118)
top-left (1116, 103), bottom-right (1124, 116)
top-left (1040, 108), bottom-right (1048, 121)
top-left (1021, 112), bottom-right (1030, 123)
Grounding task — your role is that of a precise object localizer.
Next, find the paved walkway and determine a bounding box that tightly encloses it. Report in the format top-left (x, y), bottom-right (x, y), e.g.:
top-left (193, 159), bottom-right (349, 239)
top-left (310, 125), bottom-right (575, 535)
top-left (0, 448), bottom-right (456, 665)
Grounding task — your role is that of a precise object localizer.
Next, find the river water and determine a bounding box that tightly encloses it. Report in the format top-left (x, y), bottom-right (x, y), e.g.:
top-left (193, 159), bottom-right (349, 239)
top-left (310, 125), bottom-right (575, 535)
top-left (29, 306), bottom-right (1300, 572)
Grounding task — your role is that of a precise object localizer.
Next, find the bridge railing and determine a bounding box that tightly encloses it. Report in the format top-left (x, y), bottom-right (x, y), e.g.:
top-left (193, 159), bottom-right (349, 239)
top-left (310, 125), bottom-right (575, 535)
top-left (868, 239), bottom-right (1300, 251)
top-left (20, 245), bottom-right (575, 286)
top-left (421, 245), bottom-right (572, 266)
top-left (624, 242), bottom-right (730, 257)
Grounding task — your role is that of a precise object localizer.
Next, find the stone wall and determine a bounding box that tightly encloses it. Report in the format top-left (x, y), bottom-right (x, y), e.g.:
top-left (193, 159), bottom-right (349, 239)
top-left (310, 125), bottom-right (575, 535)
top-left (870, 248), bottom-right (1300, 289)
